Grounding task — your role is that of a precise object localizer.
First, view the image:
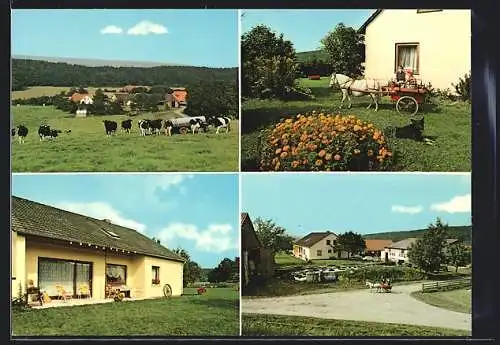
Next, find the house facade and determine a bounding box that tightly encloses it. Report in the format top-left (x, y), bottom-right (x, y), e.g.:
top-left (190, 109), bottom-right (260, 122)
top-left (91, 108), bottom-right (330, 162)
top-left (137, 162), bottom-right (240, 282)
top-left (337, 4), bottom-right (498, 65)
top-left (69, 93), bottom-right (94, 105)
top-left (293, 232), bottom-right (346, 261)
top-left (363, 239), bottom-right (393, 259)
top-left (359, 9), bottom-right (471, 91)
top-left (11, 196), bottom-right (185, 301)
top-left (240, 212), bottom-right (274, 289)
top-left (382, 237), bottom-right (461, 264)
top-left (166, 88), bottom-right (188, 108)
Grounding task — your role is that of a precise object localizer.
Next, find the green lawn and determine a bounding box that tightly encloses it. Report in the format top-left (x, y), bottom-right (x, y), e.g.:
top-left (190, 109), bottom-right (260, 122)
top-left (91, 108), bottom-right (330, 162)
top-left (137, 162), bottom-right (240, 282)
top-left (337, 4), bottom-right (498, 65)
top-left (242, 314), bottom-right (469, 336)
top-left (11, 106), bottom-right (239, 172)
top-left (12, 288), bottom-right (239, 336)
top-left (12, 86), bottom-right (121, 99)
top-left (241, 77), bottom-right (471, 172)
top-left (411, 288), bottom-right (471, 314)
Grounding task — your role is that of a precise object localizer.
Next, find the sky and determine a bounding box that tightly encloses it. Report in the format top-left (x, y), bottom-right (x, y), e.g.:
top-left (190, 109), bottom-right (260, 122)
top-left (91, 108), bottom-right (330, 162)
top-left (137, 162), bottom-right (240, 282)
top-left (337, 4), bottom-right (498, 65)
top-left (12, 173), bottom-right (239, 268)
top-left (241, 9), bottom-right (375, 52)
top-left (241, 173), bottom-right (471, 237)
top-left (11, 9), bottom-right (238, 68)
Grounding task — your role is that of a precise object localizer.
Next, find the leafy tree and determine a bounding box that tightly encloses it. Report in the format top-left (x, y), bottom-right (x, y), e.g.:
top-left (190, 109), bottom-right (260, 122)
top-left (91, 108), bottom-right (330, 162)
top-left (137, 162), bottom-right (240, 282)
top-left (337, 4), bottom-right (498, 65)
top-left (184, 80), bottom-right (238, 118)
top-left (241, 25), bottom-right (299, 99)
top-left (335, 231), bottom-right (366, 259)
top-left (252, 217), bottom-right (294, 254)
top-left (446, 243), bottom-right (471, 272)
top-left (207, 258), bottom-right (237, 283)
top-left (91, 88), bottom-right (107, 114)
top-left (408, 218), bottom-right (449, 274)
top-left (173, 248), bottom-right (202, 287)
top-left (320, 23), bottom-right (365, 77)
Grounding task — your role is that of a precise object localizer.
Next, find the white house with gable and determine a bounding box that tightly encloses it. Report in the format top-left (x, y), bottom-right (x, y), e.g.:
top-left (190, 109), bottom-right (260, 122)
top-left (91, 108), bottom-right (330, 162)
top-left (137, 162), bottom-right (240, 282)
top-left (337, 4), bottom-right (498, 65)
top-left (359, 9), bottom-right (471, 91)
top-left (293, 231), bottom-right (348, 261)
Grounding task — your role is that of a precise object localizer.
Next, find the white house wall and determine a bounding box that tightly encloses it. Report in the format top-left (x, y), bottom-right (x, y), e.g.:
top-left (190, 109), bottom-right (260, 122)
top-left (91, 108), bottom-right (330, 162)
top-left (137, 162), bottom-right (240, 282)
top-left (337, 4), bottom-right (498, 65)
top-left (363, 10), bottom-right (471, 91)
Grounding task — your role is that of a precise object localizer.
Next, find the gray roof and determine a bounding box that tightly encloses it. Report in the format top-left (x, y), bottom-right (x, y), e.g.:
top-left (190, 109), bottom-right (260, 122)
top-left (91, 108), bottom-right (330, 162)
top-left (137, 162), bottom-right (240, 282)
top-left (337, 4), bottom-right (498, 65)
top-left (12, 196), bottom-right (185, 262)
top-left (388, 237), bottom-right (461, 249)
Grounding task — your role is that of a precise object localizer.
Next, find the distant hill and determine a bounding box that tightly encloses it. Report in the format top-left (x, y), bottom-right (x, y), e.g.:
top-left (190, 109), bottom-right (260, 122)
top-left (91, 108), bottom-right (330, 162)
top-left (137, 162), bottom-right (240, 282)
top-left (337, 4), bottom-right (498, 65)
top-left (363, 225), bottom-right (472, 244)
top-left (12, 58), bottom-right (237, 91)
top-left (12, 55), bottom-right (181, 68)
top-left (296, 50), bottom-right (329, 62)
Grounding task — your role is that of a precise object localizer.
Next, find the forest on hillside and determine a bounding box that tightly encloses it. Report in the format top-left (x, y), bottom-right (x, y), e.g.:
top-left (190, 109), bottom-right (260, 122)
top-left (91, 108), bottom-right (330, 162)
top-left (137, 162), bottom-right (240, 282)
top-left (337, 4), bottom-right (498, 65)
top-left (12, 59), bottom-right (238, 91)
top-left (363, 225), bottom-right (472, 244)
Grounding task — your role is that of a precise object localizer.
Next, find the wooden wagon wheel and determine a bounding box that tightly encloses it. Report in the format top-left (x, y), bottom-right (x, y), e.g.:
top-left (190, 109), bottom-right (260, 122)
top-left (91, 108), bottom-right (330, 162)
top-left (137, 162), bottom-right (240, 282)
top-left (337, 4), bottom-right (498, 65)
top-left (163, 284), bottom-right (172, 298)
top-left (179, 127), bottom-right (189, 135)
top-left (396, 96), bottom-right (419, 116)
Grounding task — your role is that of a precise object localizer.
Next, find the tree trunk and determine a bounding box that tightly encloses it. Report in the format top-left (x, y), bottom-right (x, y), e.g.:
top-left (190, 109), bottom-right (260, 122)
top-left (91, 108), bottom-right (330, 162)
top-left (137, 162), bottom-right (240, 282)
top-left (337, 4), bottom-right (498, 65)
top-left (455, 265), bottom-right (459, 273)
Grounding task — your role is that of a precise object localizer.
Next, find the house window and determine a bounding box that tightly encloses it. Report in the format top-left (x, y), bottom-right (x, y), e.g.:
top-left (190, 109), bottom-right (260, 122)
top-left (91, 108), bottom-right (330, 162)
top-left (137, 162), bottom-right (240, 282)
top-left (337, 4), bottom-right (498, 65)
top-left (395, 43), bottom-right (419, 74)
top-left (317, 250), bottom-right (322, 257)
top-left (38, 258), bottom-right (92, 298)
top-left (328, 249), bottom-right (332, 254)
top-left (106, 264), bottom-right (127, 286)
top-left (152, 266), bottom-right (160, 285)
top-left (333, 240), bottom-right (337, 245)
top-left (326, 240), bottom-right (331, 245)
top-left (417, 9), bottom-right (443, 13)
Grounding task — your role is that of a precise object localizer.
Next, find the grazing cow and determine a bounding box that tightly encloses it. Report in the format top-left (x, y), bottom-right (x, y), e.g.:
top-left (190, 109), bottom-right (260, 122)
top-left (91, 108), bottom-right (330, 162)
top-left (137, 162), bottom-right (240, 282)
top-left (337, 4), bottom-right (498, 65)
top-left (149, 119), bottom-right (163, 135)
top-left (208, 116), bottom-right (231, 134)
top-left (12, 128), bottom-right (16, 137)
top-left (65, 129), bottom-right (72, 134)
top-left (50, 129), bottom-right (62, 138)
top-left (103, 120), bottom-right (118, 136)
top-left (189, 119), bottom-right (203, 134)
top-left (38, 125), bottom-right (52, 141)
top-left (17, 125), bottom-right (28, 143)
top-left (164, 120), bottom-right (173, 136)
top-left (138, 119), bottom-right (151, 136)
top-left (121, 119), bottom-right (132, 133)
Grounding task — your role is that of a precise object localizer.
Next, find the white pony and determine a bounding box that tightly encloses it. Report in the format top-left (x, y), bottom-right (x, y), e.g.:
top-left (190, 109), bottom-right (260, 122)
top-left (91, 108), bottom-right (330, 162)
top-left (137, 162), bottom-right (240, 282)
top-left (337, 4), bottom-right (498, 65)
top-left (329, 73), bottom-right (382, 111)
top-left (365, 281), bottom-right (382, 293)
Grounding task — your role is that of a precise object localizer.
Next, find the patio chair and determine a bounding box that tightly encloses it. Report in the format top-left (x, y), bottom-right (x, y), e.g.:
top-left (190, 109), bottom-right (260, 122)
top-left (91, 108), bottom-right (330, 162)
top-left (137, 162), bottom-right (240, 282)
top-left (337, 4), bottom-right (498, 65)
top-left (78, 284), bottom-right (91, 299)
top-left (55, 285), bottom-right (72, 301)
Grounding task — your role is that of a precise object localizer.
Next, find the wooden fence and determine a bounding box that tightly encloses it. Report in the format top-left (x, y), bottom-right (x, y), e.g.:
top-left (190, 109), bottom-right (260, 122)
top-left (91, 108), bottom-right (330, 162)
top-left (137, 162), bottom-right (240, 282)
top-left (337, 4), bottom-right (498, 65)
top-left (421, 277), bottom-right (471, 293)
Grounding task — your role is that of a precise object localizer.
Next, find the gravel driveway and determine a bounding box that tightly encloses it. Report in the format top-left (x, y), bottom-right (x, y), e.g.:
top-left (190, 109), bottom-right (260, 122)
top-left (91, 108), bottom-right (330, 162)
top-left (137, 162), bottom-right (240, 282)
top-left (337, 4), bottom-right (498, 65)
top-left (242, 283), bottom-right (471, 331)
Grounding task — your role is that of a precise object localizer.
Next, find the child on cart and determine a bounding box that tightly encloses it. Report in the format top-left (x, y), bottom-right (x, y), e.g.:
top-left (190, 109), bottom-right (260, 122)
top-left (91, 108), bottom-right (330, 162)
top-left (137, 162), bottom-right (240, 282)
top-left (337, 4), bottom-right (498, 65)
top-left (395, 65), bottom-right (406, 87)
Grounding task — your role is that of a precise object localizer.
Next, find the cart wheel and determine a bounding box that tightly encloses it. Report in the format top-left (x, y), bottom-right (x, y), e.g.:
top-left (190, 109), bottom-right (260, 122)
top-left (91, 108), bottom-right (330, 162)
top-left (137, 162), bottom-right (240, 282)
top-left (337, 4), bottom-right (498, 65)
top-left (179, 127), bottom-right (188, 135)
top-left (163, 284), bottom-right (172, 298)
top-left (396, 96), bottom-right (419, 116)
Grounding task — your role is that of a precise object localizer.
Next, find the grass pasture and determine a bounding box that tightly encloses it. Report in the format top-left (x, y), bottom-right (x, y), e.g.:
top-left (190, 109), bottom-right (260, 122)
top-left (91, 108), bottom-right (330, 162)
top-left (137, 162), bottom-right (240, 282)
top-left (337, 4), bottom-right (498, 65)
top-left (12, 288), bottom-right (239, 336)
top-left (242, 314), bottom-right (469, 336)
top-left (12, 86), bottom-right (122, 100)
top-left (241, 77), bottom-right (471, 172)
top-left (411, 288), bottom-right (471, 314)
top-left (11, 106), bottom-right (239, 172)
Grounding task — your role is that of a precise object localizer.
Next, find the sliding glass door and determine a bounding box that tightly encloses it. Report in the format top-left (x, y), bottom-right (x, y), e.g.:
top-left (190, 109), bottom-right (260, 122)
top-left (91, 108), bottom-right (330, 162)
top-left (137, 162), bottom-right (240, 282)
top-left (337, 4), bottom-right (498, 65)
top-left (38, 258), bottom-right (93, 297)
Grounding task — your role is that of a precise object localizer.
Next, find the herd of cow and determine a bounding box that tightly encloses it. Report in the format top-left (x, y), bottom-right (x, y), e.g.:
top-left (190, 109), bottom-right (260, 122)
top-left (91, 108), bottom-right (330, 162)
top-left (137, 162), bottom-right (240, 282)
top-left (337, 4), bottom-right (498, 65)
top-left (11, 116), bottom-right (232, 143)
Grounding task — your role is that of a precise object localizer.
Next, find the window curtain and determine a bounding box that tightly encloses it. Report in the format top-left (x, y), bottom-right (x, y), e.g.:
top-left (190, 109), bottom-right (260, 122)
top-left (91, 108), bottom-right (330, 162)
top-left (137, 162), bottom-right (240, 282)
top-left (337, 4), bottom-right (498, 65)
top-left (106, 265), bottom-right (126, 285)
top-left (76, 263), bottom-right (91, 291)
top-left (38, 260), bottom-right (74, 296)
top-left (398, 46), bottom-right (418, 72)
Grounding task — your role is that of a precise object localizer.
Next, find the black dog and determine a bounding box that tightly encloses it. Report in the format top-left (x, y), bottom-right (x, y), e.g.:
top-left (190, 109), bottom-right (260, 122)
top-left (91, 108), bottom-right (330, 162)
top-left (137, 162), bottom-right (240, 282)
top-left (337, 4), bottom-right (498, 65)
top-left (384, 117), bottom-right (425, 142)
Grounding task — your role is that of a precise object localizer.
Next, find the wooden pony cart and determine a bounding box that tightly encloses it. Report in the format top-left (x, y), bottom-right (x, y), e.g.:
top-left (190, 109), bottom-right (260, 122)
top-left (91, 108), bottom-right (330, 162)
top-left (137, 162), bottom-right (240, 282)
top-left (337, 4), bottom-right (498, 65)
top-left (381, 80), bottom-right (429, 116)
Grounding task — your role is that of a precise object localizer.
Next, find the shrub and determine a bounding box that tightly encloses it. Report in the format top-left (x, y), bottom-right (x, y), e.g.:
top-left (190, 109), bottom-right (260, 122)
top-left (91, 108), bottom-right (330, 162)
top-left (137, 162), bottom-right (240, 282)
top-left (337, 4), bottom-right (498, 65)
top-left (259, 112), bottom-right (394, 171)
top-left (452, 72), bottom-right (471, 102)
top-left (337, 266), bottom-right (424, 283)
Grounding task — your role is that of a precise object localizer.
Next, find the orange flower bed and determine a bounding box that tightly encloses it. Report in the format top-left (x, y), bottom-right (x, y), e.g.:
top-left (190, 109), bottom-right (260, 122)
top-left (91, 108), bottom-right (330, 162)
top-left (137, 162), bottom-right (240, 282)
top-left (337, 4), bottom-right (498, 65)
top-left (259, 111), bottom-right (393, 171)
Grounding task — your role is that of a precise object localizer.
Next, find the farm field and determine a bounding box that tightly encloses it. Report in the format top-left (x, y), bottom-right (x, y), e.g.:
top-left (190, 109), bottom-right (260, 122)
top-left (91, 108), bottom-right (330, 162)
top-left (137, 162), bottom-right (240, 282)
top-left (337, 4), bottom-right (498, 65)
top-left (12, 86), bottom-right (122, 100)
top-left (12, 288), bottom-right (239, 336)
top-left (242, 314), bottom-right (469, 336)
top-left (241, 77), bottom-right (471, 172)
top-left (11, 106), bottom-right (239, 172)
top-left (411, 288), bottom-right (471, 314)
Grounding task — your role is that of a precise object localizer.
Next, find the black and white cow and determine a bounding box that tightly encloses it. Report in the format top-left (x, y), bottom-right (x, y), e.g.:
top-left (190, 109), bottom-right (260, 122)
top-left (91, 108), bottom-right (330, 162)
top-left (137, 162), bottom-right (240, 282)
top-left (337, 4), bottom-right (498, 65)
top-left (149, 119), bottom-right (163, 135)
top-left (103, 120), bottom-right (118, 136)
top-left (189, 118), bottom-right (203, 134)
top-left (38, 124), bottom-right (52, 141)
top-left (207, 116), bottom-right (231, 134)
top-left (121, 119), bottom-right (132, 133)
top-left (164, 120), bottom-right (174, 136)
top-left (138, 119), bottom-right (151, 136)
top-left (65, 129), bottom-right (72, 134)
top-left (50, 129), bottom-right (62, 138)
top-left (16, 125), bottom-right (28, 144)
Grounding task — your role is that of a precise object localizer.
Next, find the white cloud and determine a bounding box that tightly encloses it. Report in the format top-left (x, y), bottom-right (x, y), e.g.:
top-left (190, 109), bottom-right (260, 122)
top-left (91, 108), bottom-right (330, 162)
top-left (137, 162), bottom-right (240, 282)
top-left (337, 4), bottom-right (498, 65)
top-left (391, 205), bottom-right (423, 214)
top-left (53, 201), bottom-right (147, 233)
top-left (100, 25), bottom-right (123, 34)
top-left (430, 194), bottom-right (471, 213)
top-left (143, 174), bottom-right (193, 206)
top-left (156, 223), bottom-right (237, 253)
top-left (127, 21), bottom-right (168, 35)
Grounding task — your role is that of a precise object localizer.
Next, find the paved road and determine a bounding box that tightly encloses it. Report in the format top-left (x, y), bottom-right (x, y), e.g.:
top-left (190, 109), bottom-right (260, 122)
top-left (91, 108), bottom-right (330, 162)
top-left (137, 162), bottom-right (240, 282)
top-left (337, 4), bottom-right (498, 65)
top-left (242, 283), bottom-right (471, 331)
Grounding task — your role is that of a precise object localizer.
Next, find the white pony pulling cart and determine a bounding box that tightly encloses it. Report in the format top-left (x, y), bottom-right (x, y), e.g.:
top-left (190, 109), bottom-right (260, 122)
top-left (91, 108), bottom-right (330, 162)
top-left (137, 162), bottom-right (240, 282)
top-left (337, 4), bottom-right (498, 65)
top-left (330, 73), bottom-right (429, 116)
top-left (365, 280), bottom-right (393, 293)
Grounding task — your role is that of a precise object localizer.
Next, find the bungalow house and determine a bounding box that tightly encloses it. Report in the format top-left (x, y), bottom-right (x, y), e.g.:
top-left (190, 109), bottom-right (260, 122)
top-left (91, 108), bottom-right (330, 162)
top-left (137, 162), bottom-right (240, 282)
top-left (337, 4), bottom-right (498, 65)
top-left (166, 87), bottom-right (188, 108)
top-left (359, 9), bottom-right (471, 91)
top-left (240, 212), bottom-right (274, 289)
top-left (11, 196), bottom-right (185, 302)
top-left (69, 93), bottom-right (94, 105)
top-left (293, 231), bottom-right (348, 261)
top-left (382, 237), bottom-right (461, 264)
top-left (363, 239), bottom-right (393, 259)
